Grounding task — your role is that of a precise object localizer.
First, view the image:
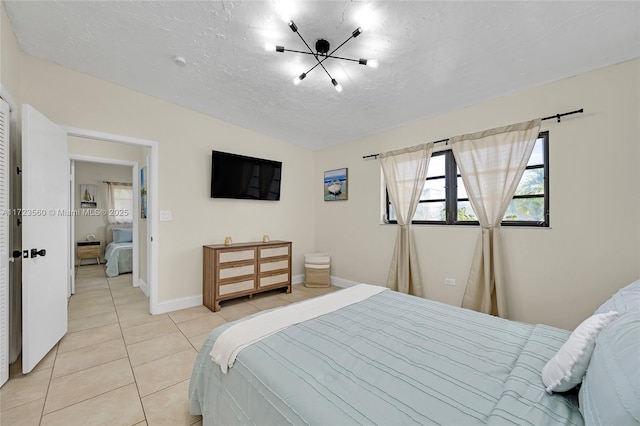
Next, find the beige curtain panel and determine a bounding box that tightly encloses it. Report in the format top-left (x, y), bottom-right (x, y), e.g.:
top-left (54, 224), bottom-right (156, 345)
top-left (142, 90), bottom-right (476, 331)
top-left (107, 182), bottom-right (134, 224)
top-left (380, 143), bottom-right (433, 296)
top-left (450, 119), bottom-right (541, 318)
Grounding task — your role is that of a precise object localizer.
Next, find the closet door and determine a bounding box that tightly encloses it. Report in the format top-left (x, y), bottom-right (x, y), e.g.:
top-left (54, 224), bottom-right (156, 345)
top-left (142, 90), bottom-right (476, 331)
top-left (0, 99), bottom-right (10, 386)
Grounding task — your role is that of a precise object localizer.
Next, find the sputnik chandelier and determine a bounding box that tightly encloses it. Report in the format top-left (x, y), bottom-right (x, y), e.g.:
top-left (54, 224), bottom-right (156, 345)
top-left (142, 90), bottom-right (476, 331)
top-left (266, 19), bottom-right (378, 92)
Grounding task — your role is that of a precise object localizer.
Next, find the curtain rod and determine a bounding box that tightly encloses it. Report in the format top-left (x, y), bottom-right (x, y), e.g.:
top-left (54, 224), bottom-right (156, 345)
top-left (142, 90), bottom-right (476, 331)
top-left (102, 181), bottom-right (132, 186)
top-left (362, 108), bottom-right (584, 160)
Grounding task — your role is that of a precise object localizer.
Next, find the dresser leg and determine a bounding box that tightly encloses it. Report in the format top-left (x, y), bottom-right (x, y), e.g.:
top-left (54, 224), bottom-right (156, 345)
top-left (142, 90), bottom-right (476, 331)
top-left (213, 301), bottom-right (221, 312)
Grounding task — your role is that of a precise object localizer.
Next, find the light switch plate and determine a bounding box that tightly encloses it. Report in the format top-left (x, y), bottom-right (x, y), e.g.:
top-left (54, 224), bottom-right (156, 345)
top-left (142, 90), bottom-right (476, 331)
top-left (160, 210), bottom-right (172, 221)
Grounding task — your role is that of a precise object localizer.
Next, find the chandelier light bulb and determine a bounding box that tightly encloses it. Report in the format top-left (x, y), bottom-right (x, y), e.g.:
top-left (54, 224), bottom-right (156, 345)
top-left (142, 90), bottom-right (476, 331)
top-left (264, 43), bottom-right (276, 52)
top-left (332, 79), bottom-right (343, 93)
top-left (293, 72), bottom-right (306, 85)
top-left (359, 58), bottom-right (378, 68)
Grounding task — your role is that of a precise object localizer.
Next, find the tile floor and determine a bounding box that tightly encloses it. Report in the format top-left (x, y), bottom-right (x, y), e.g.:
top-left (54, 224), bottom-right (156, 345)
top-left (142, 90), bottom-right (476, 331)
top-left (0, 264), bottom-right (338, 425)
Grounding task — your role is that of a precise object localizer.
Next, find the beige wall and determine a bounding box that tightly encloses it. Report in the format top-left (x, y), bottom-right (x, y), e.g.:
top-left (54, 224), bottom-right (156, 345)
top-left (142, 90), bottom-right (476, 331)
top-left (314, 59), bottom-right (640, 330)
top-left (73, 161), bottom-right (132, 263)
top-left (20, 54), bottom-right (316, 303)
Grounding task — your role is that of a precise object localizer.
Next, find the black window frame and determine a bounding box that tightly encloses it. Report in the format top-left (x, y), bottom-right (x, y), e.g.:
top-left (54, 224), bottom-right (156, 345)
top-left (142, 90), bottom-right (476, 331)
top-left (386, 131), bottom-right (549, 227)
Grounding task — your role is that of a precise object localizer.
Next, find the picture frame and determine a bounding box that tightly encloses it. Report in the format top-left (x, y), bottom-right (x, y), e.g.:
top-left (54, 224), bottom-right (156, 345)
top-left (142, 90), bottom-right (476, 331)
top-left (79, 184), bottom-right (97, 208)
top-left (140, 167), bottom-right (147, 219)
top-left (324, 168), bottom-right (348, 201)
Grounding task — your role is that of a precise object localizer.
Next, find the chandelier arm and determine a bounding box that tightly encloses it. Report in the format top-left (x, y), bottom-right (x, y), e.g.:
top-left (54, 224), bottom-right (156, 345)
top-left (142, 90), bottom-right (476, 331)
top-left (283, 48), bottom-right (362, 63)
top-left (303, 61), bottom-right (323, 75)
top-left (316, 60), bottom-right (334, 80)
top-left (282, 48), bottom-right (318, 56)
top-left (324, 54), bottom-right (360, 63)
top-left (294, 31), bottom-right (319, 59)
top-left (293, 31), bottom-right (335, 81)
top-left (324, 33), bottom-right (357, 59)
top-left (307, 32), bottom-right (360, 72)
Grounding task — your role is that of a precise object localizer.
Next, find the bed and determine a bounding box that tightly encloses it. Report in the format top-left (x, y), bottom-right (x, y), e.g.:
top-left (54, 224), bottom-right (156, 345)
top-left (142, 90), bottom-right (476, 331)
top-left (104, 225), bottom-right (133, 277)
top-left (189, 282), bottom-right (639, 426)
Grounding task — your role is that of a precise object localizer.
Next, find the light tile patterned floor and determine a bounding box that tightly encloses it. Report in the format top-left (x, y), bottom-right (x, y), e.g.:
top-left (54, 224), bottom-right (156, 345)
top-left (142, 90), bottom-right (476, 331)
top-left (0, 265), bottom-right (337, 425)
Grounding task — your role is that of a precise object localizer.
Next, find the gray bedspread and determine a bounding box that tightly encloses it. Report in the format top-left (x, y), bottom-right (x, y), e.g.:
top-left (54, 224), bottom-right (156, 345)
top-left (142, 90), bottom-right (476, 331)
top-left (189, 288), bottom-right (583, 425)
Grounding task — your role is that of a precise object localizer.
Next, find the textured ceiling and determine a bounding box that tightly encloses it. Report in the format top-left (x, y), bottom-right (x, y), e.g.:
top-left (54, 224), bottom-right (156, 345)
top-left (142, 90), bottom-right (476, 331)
top-left (4, 1), bottom-right (640, 150)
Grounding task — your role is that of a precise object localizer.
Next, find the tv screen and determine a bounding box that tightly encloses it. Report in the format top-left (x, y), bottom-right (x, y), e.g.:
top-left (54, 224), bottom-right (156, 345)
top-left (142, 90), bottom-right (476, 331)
top-left (211, 151), bottom-right (282, 200)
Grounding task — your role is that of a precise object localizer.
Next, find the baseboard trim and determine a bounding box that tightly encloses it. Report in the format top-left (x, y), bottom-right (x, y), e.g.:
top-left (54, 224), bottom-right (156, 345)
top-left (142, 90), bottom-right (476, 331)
top-left (154, 295), bottom-right (202, 315)
top-left (138, 279), bottom-right (149, 297)
top-left (296, 274), bottom-right (360, 288)
top-left (153, 276), bottom-right (360, 315)
top-left (330, 276), bottom-right (360, 288)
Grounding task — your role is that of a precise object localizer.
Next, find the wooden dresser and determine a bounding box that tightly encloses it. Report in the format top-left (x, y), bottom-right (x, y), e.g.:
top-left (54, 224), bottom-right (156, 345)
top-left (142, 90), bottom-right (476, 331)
top-left (203, 240), bottom-right (292, 312)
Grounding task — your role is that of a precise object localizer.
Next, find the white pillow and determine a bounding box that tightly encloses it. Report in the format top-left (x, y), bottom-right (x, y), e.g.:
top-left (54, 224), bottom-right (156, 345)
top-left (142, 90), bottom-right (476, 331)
top-left (542, 311), bottom-right (618, 393)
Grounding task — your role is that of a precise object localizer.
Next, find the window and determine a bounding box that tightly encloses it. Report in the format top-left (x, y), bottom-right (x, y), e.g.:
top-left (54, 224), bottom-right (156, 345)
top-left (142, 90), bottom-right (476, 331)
top-left (386, 131), bottom-right (549, 226)
top-left (109, 184), bottom-right (134, 223)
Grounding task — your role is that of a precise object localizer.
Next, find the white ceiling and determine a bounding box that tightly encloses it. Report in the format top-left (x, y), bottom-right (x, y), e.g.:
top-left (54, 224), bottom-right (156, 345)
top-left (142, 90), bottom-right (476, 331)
top-left (5, 1), bottom-right (640, 150)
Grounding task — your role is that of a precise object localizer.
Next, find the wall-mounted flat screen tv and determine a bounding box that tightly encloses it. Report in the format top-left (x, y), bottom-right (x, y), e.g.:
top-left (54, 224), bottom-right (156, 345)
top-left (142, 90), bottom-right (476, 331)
top-left (211, 150), bottom-right (282, 200)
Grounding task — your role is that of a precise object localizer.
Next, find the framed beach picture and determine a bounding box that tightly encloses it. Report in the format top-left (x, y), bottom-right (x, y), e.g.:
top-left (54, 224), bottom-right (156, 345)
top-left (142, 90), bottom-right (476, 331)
top-left (79, 184), bottom-right (97, 208)
top-left (324, 168), bottom-right (348, 201)
top-left (140, 167), bottom-right (147, 219)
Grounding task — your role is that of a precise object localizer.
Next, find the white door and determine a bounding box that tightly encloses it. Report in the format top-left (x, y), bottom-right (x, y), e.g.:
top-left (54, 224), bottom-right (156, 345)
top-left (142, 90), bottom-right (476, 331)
top-left (0, 99), bottom-right (10, 386)
top-left (21, 105), bottom-right (69, 374)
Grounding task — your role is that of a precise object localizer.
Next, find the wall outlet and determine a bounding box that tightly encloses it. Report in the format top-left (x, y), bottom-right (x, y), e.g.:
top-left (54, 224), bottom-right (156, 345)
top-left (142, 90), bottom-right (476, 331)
top-left (160, 210), bottom-right (172, 221)
top-left (444, 278), bottom-right (456, 286)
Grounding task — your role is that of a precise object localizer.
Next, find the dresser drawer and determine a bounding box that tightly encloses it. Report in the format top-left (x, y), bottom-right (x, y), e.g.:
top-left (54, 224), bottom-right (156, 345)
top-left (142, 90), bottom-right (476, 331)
top-left (259, 272), bottom-right (289, 289)
top-left (219, 279), bottom-right (255, 296)
top-left (259, 245), bottom-right (289, 259)
top-left (259, 259), bottom-right (289, 273)
top-left (219, 249), bottom-right (255, 264)
top-left (77, 245), bottom-right (100, 258)
top-left (219, 263), bottom-right (255, 280)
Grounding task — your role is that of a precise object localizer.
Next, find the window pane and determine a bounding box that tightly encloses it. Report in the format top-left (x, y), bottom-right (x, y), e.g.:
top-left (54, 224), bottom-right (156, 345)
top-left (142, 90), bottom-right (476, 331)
top-left (415, 202), bottom-right (446, 221)
top-left (427, 154), bottom-right (445, 178)
top-left (390, 202), bottom-right (445, 222)
top-left (528, 138), bottom-right (544, 166)
top-left (421, 178), bottom-right (446, 201)
top-left (514, 168), bottom-right (544, 196)
top-left (457, 176), bottom-right (468, 199)
top-left (503, 197), bottom-right (544, 222)
top-left (456, 201), bottom-right (477, 221)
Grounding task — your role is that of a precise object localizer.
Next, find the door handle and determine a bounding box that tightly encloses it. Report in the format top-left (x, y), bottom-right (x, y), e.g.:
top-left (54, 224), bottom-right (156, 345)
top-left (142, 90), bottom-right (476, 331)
top-left (9, 250), bottom-right (23, 262)
top-left (30, 248), bottom-right (47, 258)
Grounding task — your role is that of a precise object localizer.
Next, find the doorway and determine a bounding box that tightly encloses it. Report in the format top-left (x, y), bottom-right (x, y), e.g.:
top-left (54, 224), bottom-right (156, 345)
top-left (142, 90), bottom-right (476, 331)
top-left (64, 127), bottom-right (159, 314)
top-left (70, 159), bottom-right (142, 298)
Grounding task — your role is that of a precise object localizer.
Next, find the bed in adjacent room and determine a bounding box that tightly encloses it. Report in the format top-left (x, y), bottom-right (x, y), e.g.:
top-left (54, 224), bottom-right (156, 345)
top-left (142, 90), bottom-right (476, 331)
top-left (189, 281), bottom-right (639, 426)
top-left (104, 225), bottom-right (133, 277)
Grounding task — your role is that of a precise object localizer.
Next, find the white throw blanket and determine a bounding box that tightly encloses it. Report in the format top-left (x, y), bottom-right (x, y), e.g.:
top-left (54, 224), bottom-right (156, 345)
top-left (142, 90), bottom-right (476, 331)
top-left (210, 284), bottom-right (387, 373)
